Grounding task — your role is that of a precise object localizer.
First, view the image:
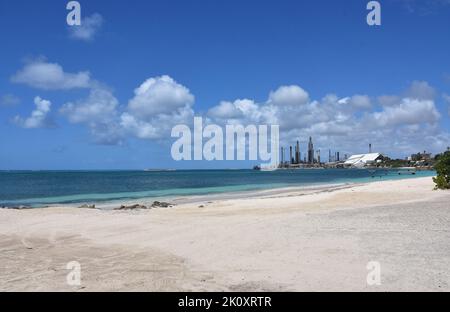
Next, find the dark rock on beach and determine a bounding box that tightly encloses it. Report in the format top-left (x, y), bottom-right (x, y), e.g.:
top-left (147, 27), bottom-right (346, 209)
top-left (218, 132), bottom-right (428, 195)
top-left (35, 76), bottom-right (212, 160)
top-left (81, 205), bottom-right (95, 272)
top-left (115, 204), bottom-right (149, 210)
top-left (79, 204), bottom-right (96, 209)
top-left (1, 205), bottom-right (31, 210)
top-left (151, 201), bottom-right (174, 208)
top-left (113, 201), bottom-right (175, 211)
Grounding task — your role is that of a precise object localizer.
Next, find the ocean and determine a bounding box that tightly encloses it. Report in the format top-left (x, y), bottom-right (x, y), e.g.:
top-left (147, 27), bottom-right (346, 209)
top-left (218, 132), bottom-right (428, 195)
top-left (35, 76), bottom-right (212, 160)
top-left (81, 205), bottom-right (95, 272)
top-left (0, 169), bottom-right (436, 207)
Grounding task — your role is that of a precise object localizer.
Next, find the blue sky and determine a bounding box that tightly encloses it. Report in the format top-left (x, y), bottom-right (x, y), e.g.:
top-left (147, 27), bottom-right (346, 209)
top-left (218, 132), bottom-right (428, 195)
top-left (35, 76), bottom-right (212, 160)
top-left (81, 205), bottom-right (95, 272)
top-left (0, 0), bottom-right (449, 170)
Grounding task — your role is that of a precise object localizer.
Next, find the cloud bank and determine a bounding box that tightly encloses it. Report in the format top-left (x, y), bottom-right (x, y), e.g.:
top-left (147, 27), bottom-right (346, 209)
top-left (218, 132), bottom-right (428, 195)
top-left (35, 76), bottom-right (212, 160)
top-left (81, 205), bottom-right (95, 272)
top-left (9, 59), bottom-right (450, 157)
top-left (58, 76), bottom-right (448, 157)
top-left (203, 81), bottom-right (448, 157)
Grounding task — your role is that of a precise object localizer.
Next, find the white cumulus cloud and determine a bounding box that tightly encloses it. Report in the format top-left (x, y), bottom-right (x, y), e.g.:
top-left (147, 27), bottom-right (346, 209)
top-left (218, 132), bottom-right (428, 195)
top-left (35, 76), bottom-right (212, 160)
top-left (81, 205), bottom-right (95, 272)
top-left (11, 58), bottom-right (91, 90)
top-left (338, 95), bottom-right (372, 110)
top-left (268, 85), bottom-right (309, 106)
top-left (370, 98), bottom-right (440, 127)
top-left (208, 99), bottom-right (262, 122)
top-left (60, 87), bottom-right (122, 145)
top-left (60, 87), bottom-right (119, 124)
top-left (122, 76), bottom-right (195, 139)
top-left (58, 76), bottom-right (195, 143)
top-left (128, 75), bottom-right (194, 117)
top-left (14, 96), bottom-right (52, 129)
top-left (68, 13), bottom-right (103, 41)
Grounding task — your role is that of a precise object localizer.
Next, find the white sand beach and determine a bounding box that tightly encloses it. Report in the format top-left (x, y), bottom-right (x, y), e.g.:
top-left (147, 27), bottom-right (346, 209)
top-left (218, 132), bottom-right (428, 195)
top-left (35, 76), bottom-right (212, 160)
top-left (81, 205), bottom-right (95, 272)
top-left (0, 177), bottom-right (449, 292)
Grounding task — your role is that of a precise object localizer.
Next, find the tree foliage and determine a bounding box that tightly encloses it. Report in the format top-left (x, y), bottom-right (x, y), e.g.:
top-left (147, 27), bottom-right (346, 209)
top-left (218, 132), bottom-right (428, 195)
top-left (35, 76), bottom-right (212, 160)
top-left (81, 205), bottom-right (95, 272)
top-left (433, 151), bottom-right (450, 190)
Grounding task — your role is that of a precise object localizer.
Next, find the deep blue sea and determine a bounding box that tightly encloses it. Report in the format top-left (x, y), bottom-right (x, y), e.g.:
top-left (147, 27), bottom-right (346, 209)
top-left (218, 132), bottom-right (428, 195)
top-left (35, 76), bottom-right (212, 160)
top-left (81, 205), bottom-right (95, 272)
top-left (0, 169), bottom-right (436, 207)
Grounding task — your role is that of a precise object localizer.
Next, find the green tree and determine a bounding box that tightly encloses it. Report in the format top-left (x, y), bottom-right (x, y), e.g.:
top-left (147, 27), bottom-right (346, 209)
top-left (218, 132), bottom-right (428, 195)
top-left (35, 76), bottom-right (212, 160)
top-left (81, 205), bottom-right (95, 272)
top-left (433, 151), bottom-right (450, 190)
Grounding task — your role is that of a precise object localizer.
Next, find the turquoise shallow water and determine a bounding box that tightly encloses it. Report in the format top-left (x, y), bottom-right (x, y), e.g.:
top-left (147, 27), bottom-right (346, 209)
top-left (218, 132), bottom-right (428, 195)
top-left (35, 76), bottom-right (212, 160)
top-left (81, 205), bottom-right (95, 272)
top-left (0, 169), bottom-right (436, 207)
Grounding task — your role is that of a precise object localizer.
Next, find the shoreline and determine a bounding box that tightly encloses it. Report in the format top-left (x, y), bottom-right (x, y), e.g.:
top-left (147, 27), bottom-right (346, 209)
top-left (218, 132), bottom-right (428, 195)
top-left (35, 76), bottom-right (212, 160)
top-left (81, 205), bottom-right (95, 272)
top-left (0, 182), bottom-right (357, 210)
top-left (69, 182), bottom-right (358, 210)
top-left (1, 177), bottom-right (449, 291)
top-left (1, 171), bottom-right (436, 210)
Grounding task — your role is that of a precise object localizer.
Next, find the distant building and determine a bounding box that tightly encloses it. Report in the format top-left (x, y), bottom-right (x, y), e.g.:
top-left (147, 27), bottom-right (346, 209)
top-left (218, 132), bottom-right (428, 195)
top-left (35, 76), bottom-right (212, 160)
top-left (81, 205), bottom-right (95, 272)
top-left (344, 153), bottom-right (383, 168)
top-left (411, 151), bottom-right (432, 162)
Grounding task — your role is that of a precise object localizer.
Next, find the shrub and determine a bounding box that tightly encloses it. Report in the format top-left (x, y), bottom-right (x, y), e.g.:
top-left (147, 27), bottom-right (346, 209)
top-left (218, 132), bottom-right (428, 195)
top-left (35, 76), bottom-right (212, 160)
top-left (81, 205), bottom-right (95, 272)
top-left (433, 152), bottom-right (450, 190)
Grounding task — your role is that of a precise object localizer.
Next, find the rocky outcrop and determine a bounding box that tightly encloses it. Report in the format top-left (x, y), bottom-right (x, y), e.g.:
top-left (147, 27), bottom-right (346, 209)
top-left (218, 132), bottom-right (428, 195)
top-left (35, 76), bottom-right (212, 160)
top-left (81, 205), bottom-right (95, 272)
top-left (114, 201), bottom-right (175, 210)
top-left (151, 201), bottom-right (174, 208)
top-left (1, 205), bottom-right (31, 210)
top-left (115, 204), bottom-right (148, 210)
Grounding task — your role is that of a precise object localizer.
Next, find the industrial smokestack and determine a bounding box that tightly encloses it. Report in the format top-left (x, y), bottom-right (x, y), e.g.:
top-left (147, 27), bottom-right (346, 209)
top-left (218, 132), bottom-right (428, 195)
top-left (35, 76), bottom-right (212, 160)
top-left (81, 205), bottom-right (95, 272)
top-left (290, 146), bottom-right (293, 165)
top-left (308, 137), bottom-right (314, 164)
top-left (280, 147), bottom-right (284, 165)
top-left (369, 143), bottom-right (372, 154)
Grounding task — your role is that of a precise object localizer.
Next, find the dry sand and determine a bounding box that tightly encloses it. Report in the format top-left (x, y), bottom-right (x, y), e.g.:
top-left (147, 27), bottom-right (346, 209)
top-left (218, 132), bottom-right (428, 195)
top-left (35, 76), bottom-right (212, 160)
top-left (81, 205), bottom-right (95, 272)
top-left (0, 177), bottom-right (449, 292)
